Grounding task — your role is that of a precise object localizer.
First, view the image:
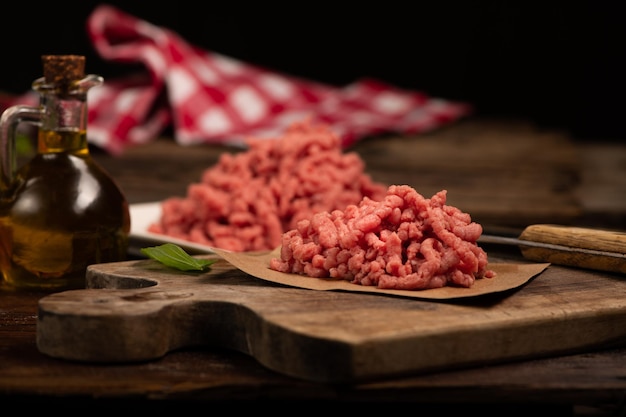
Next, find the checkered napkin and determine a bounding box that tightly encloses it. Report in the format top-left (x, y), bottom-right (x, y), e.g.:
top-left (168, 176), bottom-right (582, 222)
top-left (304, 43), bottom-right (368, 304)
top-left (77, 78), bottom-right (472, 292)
top-left (2, 5), bottom-right (472, 154)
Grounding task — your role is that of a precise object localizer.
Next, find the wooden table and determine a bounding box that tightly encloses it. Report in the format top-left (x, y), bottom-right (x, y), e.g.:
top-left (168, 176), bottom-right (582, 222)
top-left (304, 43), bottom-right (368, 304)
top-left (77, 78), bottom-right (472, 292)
top-left (2, 117), bottom-right (626, 416)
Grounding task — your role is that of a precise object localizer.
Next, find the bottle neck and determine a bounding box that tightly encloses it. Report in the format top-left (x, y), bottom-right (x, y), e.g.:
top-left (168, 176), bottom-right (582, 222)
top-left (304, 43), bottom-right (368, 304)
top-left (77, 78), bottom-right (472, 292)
top-left (32, 75), bottom-right (100, 155)
top-left (37, 127), bottom-right (89, 155)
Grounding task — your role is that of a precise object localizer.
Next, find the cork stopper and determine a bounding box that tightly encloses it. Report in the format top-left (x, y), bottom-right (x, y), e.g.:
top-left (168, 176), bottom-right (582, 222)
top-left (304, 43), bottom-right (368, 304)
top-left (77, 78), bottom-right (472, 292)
top-left (41, 55), bottom-right (85, 86)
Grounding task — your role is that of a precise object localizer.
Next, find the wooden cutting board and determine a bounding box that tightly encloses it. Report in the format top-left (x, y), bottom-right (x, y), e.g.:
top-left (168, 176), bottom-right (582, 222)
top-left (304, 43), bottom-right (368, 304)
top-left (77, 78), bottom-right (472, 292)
top-left (36, 255), bottom-right (626, 384)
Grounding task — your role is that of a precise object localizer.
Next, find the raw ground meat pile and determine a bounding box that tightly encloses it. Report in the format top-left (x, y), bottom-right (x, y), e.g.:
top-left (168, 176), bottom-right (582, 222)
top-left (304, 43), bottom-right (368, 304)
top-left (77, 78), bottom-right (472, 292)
top-left (148, 120), bottom-right (388, 252)
top-left (270, 185), bottom-right (496, 290)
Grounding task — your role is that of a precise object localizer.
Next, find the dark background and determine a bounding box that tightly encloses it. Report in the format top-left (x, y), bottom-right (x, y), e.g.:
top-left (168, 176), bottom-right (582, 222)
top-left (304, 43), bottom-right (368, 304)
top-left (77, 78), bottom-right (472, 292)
top-left (1, 1), bottom-right (625, 141)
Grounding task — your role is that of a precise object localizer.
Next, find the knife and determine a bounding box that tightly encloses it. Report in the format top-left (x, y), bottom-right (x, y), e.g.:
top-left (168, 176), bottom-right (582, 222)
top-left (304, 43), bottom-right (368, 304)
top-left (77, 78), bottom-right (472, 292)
top-left (478, 224), bottom-right (626, 274)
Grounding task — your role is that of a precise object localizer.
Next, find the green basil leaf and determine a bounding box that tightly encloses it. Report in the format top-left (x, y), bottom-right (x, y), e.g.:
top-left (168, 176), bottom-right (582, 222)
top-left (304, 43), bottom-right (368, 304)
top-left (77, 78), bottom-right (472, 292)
top-left (140, 243), bottom-right (216, 272)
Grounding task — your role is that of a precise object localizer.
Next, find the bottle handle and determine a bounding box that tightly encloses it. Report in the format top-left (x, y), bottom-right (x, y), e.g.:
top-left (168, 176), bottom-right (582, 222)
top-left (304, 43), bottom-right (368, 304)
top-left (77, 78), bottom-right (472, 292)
top-left (0, 105), bottom-right (44, 193)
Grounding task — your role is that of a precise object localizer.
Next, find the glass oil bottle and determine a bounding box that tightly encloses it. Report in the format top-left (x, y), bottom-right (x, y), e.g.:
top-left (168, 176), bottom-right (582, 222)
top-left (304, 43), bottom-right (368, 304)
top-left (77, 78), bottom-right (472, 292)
top-left (0, 55), bottom-right (130, 292)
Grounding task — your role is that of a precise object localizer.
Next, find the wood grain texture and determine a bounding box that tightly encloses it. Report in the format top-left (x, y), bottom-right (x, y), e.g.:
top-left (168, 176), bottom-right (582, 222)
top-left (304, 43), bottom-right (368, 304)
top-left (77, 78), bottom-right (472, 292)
top-left (520, 224), bottom-right (626, 253)
top-left (519, 224), bottom-right (626, 273)
top-left (348, 118), bottom-right (582, 228)
top-left (36, 257), bottom-right (626, 383)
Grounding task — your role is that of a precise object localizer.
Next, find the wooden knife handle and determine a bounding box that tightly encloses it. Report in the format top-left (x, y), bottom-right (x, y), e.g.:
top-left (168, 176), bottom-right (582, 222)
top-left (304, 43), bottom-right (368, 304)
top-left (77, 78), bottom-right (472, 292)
top-left (518, 224), bottom-right (626, 274)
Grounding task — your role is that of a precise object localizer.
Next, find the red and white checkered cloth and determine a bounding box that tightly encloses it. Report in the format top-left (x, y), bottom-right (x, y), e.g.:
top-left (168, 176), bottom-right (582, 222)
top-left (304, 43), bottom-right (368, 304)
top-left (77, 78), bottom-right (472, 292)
top-left (1, 5), bottom-right (471, 154)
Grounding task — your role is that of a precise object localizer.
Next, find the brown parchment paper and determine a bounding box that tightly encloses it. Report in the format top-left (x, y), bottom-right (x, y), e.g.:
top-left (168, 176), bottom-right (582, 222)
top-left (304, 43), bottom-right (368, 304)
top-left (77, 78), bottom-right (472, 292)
top-left (211, 247), bottom-right (550, 300)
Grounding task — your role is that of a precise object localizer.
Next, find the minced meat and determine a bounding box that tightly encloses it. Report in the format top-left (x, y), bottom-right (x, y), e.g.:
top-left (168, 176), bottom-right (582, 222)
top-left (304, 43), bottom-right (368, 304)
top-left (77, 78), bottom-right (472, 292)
top-left (269, 185), bottom-right (496, 290)
top-left (148, 120), bottom-right (388, 252)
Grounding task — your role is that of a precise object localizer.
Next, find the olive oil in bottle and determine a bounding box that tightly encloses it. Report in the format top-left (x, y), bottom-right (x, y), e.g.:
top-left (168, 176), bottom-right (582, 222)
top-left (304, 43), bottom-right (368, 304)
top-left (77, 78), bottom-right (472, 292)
top-left (0, 55), bottom-right (130, 292)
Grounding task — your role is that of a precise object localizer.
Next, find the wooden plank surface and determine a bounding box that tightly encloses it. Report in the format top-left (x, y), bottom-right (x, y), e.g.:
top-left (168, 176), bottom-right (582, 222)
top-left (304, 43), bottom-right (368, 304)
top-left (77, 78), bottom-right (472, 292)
top-left (345, 118), bottom-right (583, 227)
top-left (36, 255), bottom-right (626, 384)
